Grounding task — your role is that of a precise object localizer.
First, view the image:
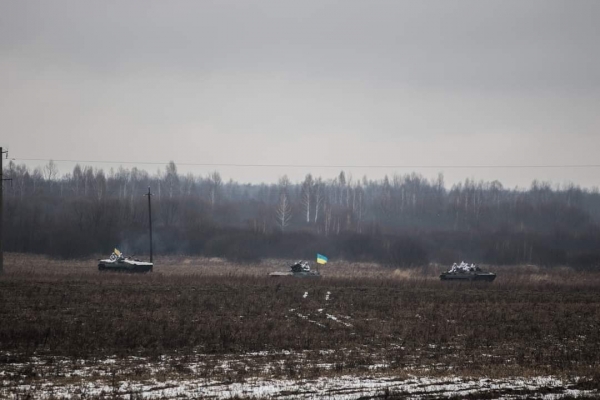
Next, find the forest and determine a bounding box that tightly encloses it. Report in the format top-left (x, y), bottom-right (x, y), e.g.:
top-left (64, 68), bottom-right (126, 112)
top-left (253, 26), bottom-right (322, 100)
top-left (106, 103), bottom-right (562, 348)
top-left (3, 160), bottom-right (600, 268)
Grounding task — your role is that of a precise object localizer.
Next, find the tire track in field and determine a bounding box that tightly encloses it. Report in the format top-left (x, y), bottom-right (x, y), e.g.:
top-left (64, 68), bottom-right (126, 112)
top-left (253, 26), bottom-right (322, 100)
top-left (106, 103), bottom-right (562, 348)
top-left (292, 290), bottom-right (353, 329)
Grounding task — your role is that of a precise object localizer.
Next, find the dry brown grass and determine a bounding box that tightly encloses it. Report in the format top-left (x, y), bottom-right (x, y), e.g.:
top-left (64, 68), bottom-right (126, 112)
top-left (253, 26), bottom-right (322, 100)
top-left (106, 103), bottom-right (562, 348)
top-left (7, 252), bottom-right (594, 283)
top-left (2, 253), bottom-right (600, 381)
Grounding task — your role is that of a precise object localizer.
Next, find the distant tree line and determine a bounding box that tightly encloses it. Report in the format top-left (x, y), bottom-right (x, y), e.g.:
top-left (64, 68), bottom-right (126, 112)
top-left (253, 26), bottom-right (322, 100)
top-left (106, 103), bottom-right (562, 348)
top-left (3, 161), bottom-right (600, 268)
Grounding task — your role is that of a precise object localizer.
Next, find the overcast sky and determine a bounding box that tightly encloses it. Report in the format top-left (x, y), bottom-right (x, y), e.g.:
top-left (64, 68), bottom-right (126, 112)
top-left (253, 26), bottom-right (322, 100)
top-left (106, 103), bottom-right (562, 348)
top-left (1, 0), bottom-right (599, 188)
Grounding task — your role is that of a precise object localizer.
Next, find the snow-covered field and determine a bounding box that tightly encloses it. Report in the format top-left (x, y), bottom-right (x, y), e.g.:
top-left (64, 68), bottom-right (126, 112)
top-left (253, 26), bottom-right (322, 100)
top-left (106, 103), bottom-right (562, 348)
top-left (3, 261), bottom-right (600, 399)
top-left (1, 353), bottom-right (598, 399)
top-left (3, 372), bottom-right (598, 399)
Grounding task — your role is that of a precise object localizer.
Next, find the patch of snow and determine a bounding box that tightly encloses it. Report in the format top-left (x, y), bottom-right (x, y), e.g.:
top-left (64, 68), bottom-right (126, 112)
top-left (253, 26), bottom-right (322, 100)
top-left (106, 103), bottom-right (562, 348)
top-left (296, 313), bottom-right (326, 328)
top-left (327, 314), bottom-right (353, 327)
top-left (3, 374), bottom-right (596, 399)
top-left (1, 353), bottom-right (596, 400)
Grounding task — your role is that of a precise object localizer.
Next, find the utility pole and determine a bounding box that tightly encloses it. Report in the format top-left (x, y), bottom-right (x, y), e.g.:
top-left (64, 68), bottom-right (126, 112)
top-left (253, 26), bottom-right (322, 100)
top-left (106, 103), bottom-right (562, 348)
top-left (0, 147), bottom-right (12, 274)
top-left (145, 187), bottom-right (153, 263)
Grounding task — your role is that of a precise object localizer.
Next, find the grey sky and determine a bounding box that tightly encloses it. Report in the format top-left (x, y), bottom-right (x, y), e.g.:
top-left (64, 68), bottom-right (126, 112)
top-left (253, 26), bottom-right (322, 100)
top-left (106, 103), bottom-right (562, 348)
top-left (1, 0), bottom-right (599, 188)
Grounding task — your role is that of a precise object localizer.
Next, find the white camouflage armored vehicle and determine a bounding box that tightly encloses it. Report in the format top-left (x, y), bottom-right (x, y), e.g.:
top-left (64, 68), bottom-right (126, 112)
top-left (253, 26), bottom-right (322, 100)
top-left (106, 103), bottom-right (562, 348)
top-left (98, 249), bottom-right (153, 273)
top-left (440, 261), bottom-right (496, 282)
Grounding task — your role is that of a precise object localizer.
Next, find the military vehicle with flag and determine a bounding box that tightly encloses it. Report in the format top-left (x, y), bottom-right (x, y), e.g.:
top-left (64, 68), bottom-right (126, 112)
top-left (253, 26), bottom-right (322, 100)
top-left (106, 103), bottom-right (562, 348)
top-left (269, 254), bottom-right (327, 278)
top-left (98, 248), bottom-right (153, 273)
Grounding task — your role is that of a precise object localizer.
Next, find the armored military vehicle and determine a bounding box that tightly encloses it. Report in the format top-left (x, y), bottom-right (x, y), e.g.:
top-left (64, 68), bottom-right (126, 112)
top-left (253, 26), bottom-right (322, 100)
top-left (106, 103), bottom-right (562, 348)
top-left (440, 261), bottom-right (496, 282)
top-left (269, 260), bottom-right (321, 278)
top-left (98, 249), bottom-right (153, 273)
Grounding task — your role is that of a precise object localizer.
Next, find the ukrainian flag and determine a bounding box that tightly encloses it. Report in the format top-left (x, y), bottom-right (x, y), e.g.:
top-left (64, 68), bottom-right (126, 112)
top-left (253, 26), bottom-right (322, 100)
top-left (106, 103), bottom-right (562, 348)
top-left (316, 254), bottom-right (328, 264)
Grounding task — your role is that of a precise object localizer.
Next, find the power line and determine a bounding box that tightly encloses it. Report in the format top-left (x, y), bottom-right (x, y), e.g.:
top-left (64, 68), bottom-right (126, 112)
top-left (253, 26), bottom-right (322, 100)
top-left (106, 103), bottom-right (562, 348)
top-left (10, 158), bottom-right (600, 169)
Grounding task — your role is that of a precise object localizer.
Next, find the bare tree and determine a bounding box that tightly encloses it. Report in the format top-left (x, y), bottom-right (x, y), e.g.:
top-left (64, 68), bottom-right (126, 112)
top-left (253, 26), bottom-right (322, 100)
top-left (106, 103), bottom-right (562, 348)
top-left (182, 173), bottom-right (195, 196)
top-left (31, 167), bottom-right (43, 193)
top-left (275, 192), bottom-right (292, 232)
top-left (314, 178), bottom-right (324, 225)
top-left (95, 169), bottom-right (106, 201)
top-left (43, 160), bottom-right (59, 181)
top-left (207, 171), bottom-right (222, 208)
top-left (355, 184), bottom-right (366, 233)
top-left (323, 200), bottom-right (333, 236)
top-left (117, 166), bottom-right (131, 200)
top-left (278, 175), bottom-right (291, 193)
top-left (71, 165), bottom-right (83, 196)
top-left (11, 163), bottom-right (29, 200)
top-left (164, 161), bottom-right (179, 199)
top-left (300, 174), bottom-right (313, 223)
top-left (252, 202), bottom-right (269, 234)
top-left (83, 166), bottom-right (94, 197)
top-left (378, 175), bottom-right (393, 218)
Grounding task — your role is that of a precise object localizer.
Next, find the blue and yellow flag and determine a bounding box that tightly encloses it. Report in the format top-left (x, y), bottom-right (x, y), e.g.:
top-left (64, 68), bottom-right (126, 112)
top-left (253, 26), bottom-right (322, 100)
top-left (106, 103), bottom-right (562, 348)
top-left (316, 254), bottom-right (328, 264)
